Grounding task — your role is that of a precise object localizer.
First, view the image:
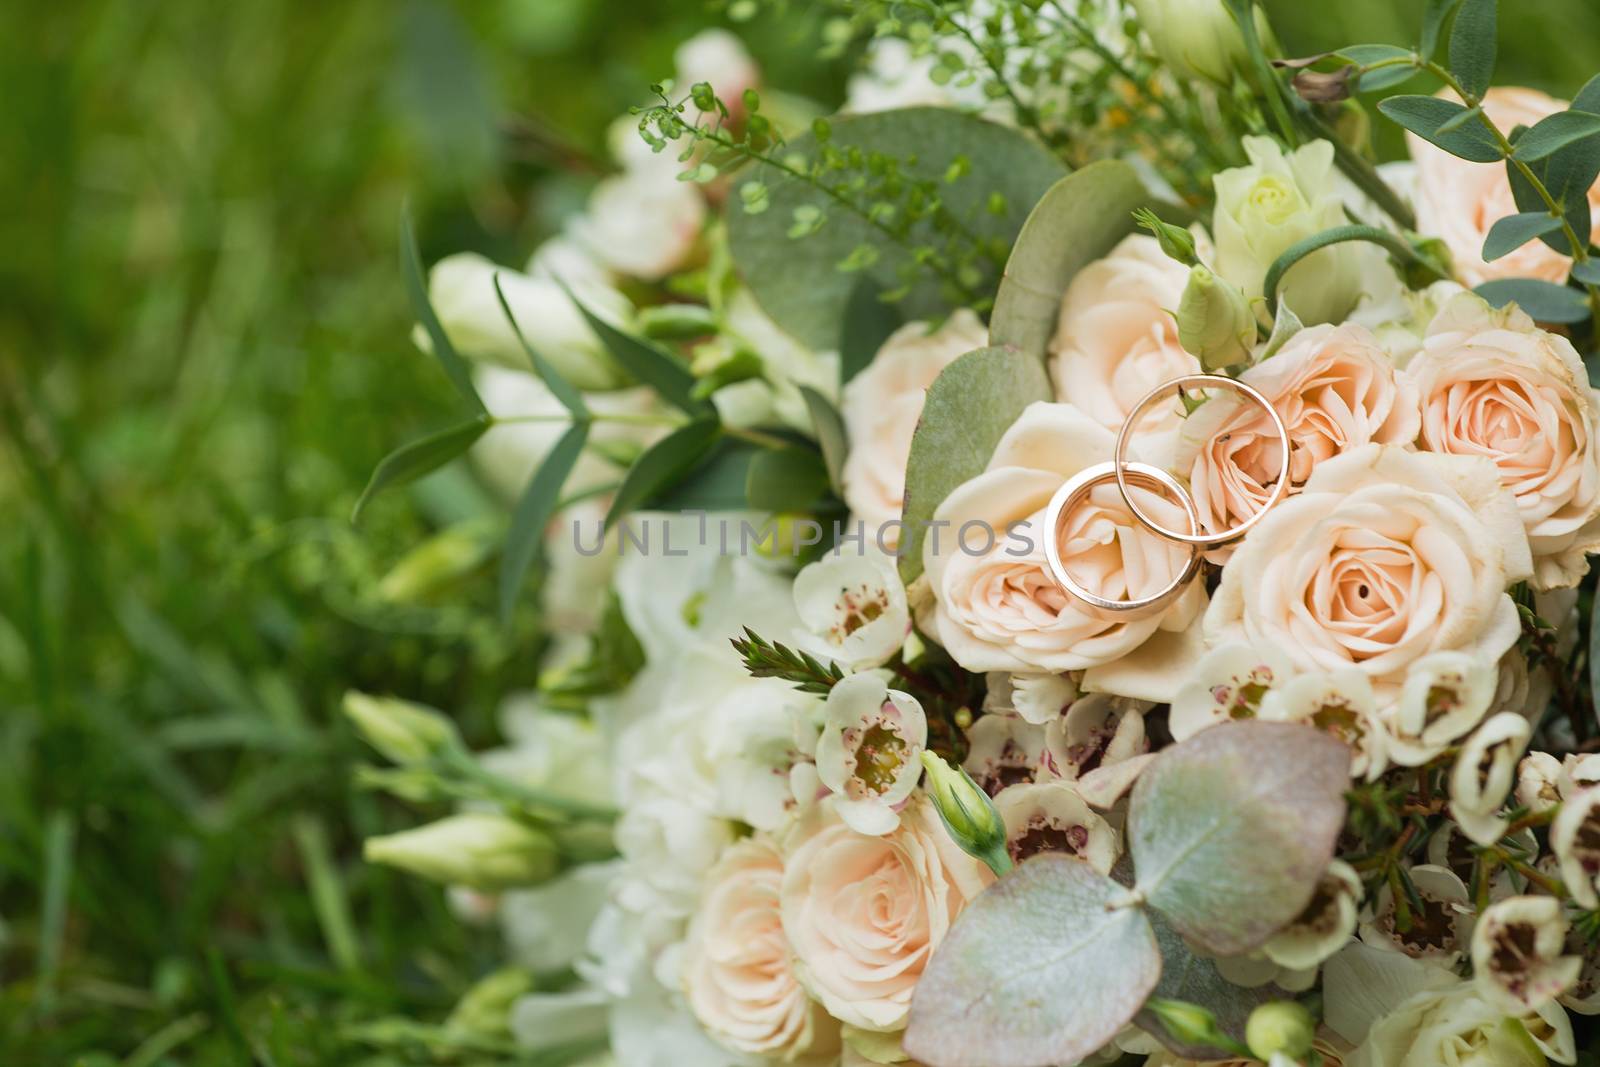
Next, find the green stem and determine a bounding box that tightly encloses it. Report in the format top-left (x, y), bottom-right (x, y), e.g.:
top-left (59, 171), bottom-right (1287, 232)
top-left (493, 412), bottom-right (683, 428)
top-left (1263, 224), bottom-right (1448, 311)
top-left (1302, 108), bottom-right (1418, 230)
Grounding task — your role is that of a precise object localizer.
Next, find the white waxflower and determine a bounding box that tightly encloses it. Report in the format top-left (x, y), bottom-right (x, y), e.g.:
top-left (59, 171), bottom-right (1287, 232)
top-left (1041, 693), bottom-right (1153, 808)
top-left (1169, 642), bottom-right (1294, 741)
top-left (791, 551), bottom-right (910, 670)
top-left (1259, 669), bottom-right (1387, 781)
top-left (1518, 753), bottom-right (1565, 816)
top-left (1264, 860), bottom-right (1364, 971)
top-left (1361, 864), bottom-right (1474, 965)
top-left (1561, 753), bottom-right (1600, 797)
top-left (1383, 651), bottom-right (1499, 767)
top-left (1449, 713), bottom-right (1533, 846)
top-left (1470, 896), bottom-right (1582, 1015)
top-left (815, 672), bottom-right (927, 835)
top-left (962, 713), bottom-right (1049, 795)
top-left (1008, 671), bottom-right (1079, 726)
top-left (1551, 787), bottom-right (1600, 909)
top-left (992, 781), bottom-right (1120, 874)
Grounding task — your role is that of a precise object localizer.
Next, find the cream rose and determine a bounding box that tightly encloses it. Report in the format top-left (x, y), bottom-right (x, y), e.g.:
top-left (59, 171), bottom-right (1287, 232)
top-left (1048, 233), bottom-right (1200, 438)
top-left (840, 310), bottom-right (989, 535)
top-left (1205, 445), bottom-right (1533, 705)
top-left (779, 796), bottom-right (991, 1033)
top-left (1408, 293), bottom-right (1600, 588)
top-left (1177, 322), bottom-right (1420, 556)
top-left (923, 402), bottom-right (1205, 702)
top-left (1408, 87), bottom-right (1600, 286)
top-left (682, 838), bottom-right (840, 1060)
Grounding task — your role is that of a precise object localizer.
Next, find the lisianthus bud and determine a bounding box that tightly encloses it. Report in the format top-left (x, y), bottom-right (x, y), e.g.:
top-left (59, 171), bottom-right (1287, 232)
top-left (1134, 208), bottom-right (1200, 266)
top-left (920, 751), bottom-right (1008, 875)
top-left (1246, 1000), bottom-right (1316, 1060)
top-left (1144, 997), bottom-right (1240, 1053)
top-left (1176, 265), bottom-right (1257, 371)
top-left (1126, 0), bottom-right (1264, 87)
top-left (343, 691), bottom-right (460, 766)
top-left (363, 813), bottom-right (559, 891)
top-left (377, 519), bottom-right (498, 603)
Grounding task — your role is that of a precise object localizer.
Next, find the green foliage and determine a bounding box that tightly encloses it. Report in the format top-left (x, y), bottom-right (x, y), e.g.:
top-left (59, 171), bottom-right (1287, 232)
top-left (1475, 278), bottom-right (1591, 322)
top-left (1377, 95), bottom-right (1503, 161)
top-left (729, 627), bottom-right (845, 694)
top-left (352, 417), bottom-right (492, 524)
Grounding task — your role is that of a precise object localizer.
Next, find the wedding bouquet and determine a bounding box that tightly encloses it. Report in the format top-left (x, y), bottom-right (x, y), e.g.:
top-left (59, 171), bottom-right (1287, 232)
top-left (344, 1), bottom-right (1600, 1065)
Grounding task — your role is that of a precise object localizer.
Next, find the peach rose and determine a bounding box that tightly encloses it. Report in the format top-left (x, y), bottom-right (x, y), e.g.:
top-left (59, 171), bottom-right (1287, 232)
top-left (1176, 322), bottom-right (1420, 559)
top-left (1048, 233), bottom-right (1201, 440)
top-left (779, 796), bottom-right (991, 1033)
top-left (1408, 87), bottom-right (1600, 286)
top-left (840, 310), bottom-right (989, 535)
top-left (1205, 445), bottom-right (1533, 705)
top-left (683, 838), bottom-right (840, 1060)
top-left (923, 402), bottom-right (1206, 702)
top-left (1408, 293), bottom-right (1600, 588)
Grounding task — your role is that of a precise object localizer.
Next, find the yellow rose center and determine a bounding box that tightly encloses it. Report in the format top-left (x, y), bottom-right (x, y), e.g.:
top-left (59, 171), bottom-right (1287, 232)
top-left (1247, 174), bottom-right (1304, 225)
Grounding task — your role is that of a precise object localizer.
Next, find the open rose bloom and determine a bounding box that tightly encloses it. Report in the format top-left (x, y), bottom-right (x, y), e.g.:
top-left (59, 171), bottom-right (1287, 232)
top-left (349, 7), bottom-right (1600, 1067)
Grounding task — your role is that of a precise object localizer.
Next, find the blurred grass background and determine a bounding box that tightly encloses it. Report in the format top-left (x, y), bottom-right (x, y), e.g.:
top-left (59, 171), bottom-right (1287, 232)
top-left (0, 0), bottom-right (1596, 1063)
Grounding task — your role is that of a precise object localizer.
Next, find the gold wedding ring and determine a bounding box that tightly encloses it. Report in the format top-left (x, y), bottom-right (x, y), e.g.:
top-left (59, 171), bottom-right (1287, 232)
top-left (1112, 373), bottom-right (1290, 548)
top-left (1043, 461), bottom-right (1203, 619)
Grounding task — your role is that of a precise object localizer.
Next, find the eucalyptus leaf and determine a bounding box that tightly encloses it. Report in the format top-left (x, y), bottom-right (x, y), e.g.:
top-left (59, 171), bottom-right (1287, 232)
top-left (799, 386), bottom-right (849, 497)
top-left (1377, 95), bottom-right (1502, 162)
top-left (402, 211), bottom-right (485, 414)
top-left (1474, 278), bottom-right (1590, 323)
top-left (1511, 110), bottom-right (1600, 163)
top-left (561, 283), bottom-right (705, 415)
top-left (726, 107), bottom-right (1064, 350)
top-left (1260, 300), bottom-right (1304, 360)
top-left (989, 160), bottom-right (1149, 360)
top-left (604, 419), bottom-right (723, 529)
top-left (352, 417), bottom-right (490, 524)
top-left (903, 854), bottom-right (1160, 1067)
top-left (840, 278), bottom-right (905, 383)
top-left (1135, 908), bottom-right (1285, 1060)
top-left (1130, 722), bottom-right (1350, 956)
top-left (1420, 0), bottom-right (1463, 58)
top-left (1482, 212), bottom-right (1564, 262)
top-left (898, 346), bottom-right (1051, 583)
top-left (745, 446), bottom-right (832, 513)
top-left (493, 274), bottom-right (588, 418)
top-left (1572, 260), bottom-right (1600, 286)
top-left (1336, 44), bottom-right (1419, 92)
top-left (500, 422), bottom-right (588, 623)
top-left (1506, 149), bottom-right (1597, 256)
top-left (1447, 0), bottom-right (1496, 98)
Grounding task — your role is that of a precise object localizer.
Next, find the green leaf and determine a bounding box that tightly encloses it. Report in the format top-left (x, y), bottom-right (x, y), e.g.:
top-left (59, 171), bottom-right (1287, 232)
top-left (1336, 44), bottom-right (1418, 92)
top-left (898, 346), bottom-right (1051, 583)
top-left (903, 854), bottom-right (1160, 1067)
top-left (726, 107), bottom-right (1065, 350)
top-left (1512, 110), bottom-right (1600, 162)
top-left (1447, 0), bottom-right (1496, 98)
top-left (559, 282), bottom-right (705, 415)
top-left (799, 386), bottom-right (849, 497)
top-left (1506, 143), bottom-right (1599, 256)
top-left (1377, 95), bottom-right (1502, 162)
top-left (1572, 260), bottom-right (1600, 286)
top-left (352, 417), bottom-right (490, 524)
top-left (402, 211), bottom-right (485, 414)
top-left (1136, 908), bottom-right (1285, 1060)
top-left (500, 422), bottom-right (587, 623)
top-left (1482, 212), bottom-right (1564, 261)
top-left (989, 160), bottom-right (1149, 360)
top-left (492, 274), bottom-right (588, 418)
top-left (1474, 278), bottom-right (1590, 323)
top-left (1130, 722), bottom-right (1350, 956)
top-left (745, 446), bottom-right (832, 513)
top-left (653, 439), bottom-right (760, 512)
top-left (1420, 0), bottom-right (1463, 58)
top-left (604, 419), bottom-right (723, 529)
top-left (840, 278), bottom-right (905, 383)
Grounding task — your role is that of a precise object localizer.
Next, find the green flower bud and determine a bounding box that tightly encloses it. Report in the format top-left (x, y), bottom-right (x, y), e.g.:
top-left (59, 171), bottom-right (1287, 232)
top-left (1127, 0), bottom-right (1271, 87)
top-left (1176, 265), bottom-right (1257, 372)
top-left (363, 813), bottom-right (559, 891)
top-left (1134, 208), bottom-right (1200, 266)
top-left (920, 751), bottom-right (1010, 876)
top-left (1144, 998), bottom-right (1245, 1055)
top-left (343, 691), bottom-right (460, 766)
top-left (377, 519), bottom-right (498, 604)
top-left (1245, 1000), bottom-right (1316, 1060)
top-left (446, 967), bottom-right (535, 1038)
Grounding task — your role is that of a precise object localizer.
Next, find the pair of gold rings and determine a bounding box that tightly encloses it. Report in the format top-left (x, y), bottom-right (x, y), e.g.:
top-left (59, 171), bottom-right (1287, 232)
top-left (1043, 373), bottom-right (1290, 620)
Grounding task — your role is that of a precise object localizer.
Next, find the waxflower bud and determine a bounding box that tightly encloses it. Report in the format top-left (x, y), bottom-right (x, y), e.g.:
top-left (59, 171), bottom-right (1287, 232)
top-left (343, 691), bottom-right (460, 766)
top-left (920, 751), bottom-right (1008, 875)
top-left (363, 813), bottom-right (559, 891)
top-left (1246, 1000), bottom-right (1316, 1060)
top-left (1176, 265), bottom-right (1257, 371)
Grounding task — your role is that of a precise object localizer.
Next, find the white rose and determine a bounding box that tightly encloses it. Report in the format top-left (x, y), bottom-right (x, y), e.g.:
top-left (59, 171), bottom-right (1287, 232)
top-left (1204, 445), bottom-right (1533, 706)
top-left (1212, 137), bottom-right (1369, 325)
top-left (1347, 980), bottom-right (1574, 1067)
top-left (840, 310), bottom-right (988, 537)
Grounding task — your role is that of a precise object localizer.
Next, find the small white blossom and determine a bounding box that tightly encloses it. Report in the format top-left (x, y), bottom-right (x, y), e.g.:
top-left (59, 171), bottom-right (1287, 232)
top-left (1561, 753), bottom-right (1600, 797)
top-left (1258, 669), bottom-right (1387, 780)
top-left (1361, 864), bottom-right (1475, 965)
top-left (1169, 642), bottom-right (1294, 741)
top-left (962, 713), bottom-right (1049, 795)
top-left (1518, 752), bottom-right (1565, 815)
top-left (1471, 896), bottom-right (1582, 1015)
top-left (1449, 713), bottom-right (1533, 846)
top-left (993, 781), bottom-right (1120, 874)
top-left (1384, 651), bottom-right (1498, 767)
top-left (1263, 860), bottom-right (1364, 971)
top-left (1008, 671), bottom-right (1079, 726)
top-left (1551, 786), bottom-right (1600, 909)
top-left (792, 551), bottom-right (910, 670)
top-left (815, 673), bottom-right (927, 836)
